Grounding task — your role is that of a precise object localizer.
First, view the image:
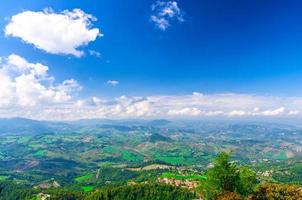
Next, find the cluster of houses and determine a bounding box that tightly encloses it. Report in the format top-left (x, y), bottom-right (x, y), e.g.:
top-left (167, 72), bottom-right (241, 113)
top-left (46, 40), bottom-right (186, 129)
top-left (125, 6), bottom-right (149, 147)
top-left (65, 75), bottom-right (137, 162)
top-left (157, 177), bottom-right (199, 189)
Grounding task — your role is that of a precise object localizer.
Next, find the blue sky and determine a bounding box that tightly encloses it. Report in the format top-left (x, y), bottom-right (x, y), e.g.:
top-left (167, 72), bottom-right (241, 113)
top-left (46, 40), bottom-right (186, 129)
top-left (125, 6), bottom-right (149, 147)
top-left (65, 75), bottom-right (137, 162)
top-left (1, 0), bottom-right (302, 120)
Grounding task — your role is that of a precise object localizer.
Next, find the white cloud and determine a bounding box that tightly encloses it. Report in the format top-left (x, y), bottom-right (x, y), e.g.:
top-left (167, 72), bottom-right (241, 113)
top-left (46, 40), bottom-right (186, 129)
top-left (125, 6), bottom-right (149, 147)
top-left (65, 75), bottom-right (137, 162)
top-left (76, 97), bottom-right (103, 107)
top-left (107, 80), bottom-right (119, 86)
top-left (253, 107), bottom-right (260, 112)
top-left (228, 110), bottom-right (246, 117)
top-left (110, 97), bottom-right (152, 117)
top-left (5, 8), bottom-right (102, 57)
top-left (57, 79), bottom-right (83, 93)
top-left (7, 54), bottom-right (49, 77)
top-left (168, 107), bottom-right (202, 116)
top-left (89, 50), bottom-right (102, 58)
top-left (1, 60), bottom-right (302, 121)
top-left (150, 1), bottom-right (184, 30)
top-left (261, 107), bottom-right (285, 116)
top-left (0, 54), bottom-right (81, 108)
top-left (288, 110), bottom-right (300, 116)
top-left (205, 111), bottom-right (225, 116)
top-left (62, 94), bottom-right (300, 120)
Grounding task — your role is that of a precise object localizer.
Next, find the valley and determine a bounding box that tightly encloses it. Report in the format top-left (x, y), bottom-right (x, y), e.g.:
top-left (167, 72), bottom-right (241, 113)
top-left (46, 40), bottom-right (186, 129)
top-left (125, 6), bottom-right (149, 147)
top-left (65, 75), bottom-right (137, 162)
top-left (0, 119), bottom-right (302, 195)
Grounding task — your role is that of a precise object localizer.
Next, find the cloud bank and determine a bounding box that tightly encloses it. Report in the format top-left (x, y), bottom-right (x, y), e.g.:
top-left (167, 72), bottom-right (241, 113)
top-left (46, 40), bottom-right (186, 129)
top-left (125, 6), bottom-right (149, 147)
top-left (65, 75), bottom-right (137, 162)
top-left (5, 8), bottom-right (102, 57)
top-left (0, 54), bottom-right (301, 121)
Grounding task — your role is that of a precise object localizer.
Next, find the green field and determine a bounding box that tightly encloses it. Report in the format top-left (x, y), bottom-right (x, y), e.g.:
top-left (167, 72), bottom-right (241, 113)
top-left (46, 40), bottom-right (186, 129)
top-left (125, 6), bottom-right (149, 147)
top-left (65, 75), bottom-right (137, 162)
top-left (273, 150), bottom-right (287, 160)
top-left (0, 175), bottom-right (9, 181)
top-left (75, 173), bottom-right (95, 182)
top-left (33, 150), bottom-right (46, 157)
top-left (0, 120), bottom-right (302, 190)
top-left (18, 136), bottom-right (31, 143)
top-left (82, 186), bottom-right (94, 192)
top-left (103, 146), bottom-right (144, 163)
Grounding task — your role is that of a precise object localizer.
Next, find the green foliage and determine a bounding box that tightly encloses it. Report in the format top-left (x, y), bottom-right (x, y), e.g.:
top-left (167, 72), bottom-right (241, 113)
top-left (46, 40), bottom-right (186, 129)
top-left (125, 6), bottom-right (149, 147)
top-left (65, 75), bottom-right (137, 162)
top-left (82, 186), bottom-right (94, 192)
top-left (97, 167), bottom-right (139, 182)
top-left (40, 189), bottom-right (84, 200)
top-left (0, 181), bottom-right (31, 200)
top-left (0, 182), bottom-right (194, 200)
top-left (202, 152), bottom-right (258, 199)
top-left (154, 155), bottom-right (187, 165)
top-left (85, 183), bottom-right (195, 200)
top-left (75, 173), bottom-right (95, 183)
top-left (237, 166), bottom-right (258, 195)
top-left (1, 122), bottom-right (302, 199)
top-left (202, 152), bottom-right (240, 199)
top-left (103, 146), bottom-right (144, 163)
top-left (149, 133), bottom-right (172, 143)
top-left (0, 176), bottom-right (9, 181)
top-left (217, 192), bottom-right (241, 200)
top-left (252, 183), bottom-right (302, 200)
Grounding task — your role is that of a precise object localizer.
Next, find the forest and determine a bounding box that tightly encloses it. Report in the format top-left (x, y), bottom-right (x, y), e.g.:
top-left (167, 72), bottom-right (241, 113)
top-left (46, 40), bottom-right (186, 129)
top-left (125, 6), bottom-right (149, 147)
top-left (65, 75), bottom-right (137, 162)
top-left (1, 152), bottom-right (301, 200)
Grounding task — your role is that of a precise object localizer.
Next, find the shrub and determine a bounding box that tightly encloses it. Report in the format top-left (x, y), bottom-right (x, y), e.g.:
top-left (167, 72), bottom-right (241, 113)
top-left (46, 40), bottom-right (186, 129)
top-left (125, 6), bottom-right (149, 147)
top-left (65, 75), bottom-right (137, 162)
top-left (217, 192), bottom-right (241, 200)
top-left (252, 183), bottom-right (302, 200)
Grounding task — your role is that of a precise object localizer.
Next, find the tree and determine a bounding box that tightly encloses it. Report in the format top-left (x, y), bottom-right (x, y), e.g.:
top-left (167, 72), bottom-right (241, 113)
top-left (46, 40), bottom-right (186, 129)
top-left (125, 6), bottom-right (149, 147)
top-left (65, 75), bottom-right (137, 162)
top-left (237, 166), bottom-right (258, 196)
top-left (202, 152), bottom-right (240, 199)
top-left (202, 152), bottom-right (257, 199)
top-left (85, 183), bottom-right (195, 200)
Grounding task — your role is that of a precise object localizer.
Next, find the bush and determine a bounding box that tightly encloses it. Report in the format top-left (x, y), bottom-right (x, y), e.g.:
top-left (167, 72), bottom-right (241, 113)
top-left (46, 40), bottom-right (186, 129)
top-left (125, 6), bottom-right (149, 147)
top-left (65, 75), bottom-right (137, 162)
top-left (217, 192), bottom-right (241, 200)
top-left (252, 183), bottom-right (302, 200)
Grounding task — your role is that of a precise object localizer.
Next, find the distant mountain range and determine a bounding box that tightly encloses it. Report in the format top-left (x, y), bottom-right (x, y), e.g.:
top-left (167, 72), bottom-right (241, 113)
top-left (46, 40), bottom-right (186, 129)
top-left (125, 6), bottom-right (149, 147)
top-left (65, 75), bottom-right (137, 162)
top-left (0, 117), bottom-right (297, 135)
top-left (0, 118), bottom-right (174, 135)
top-left (0, 118), bottom-right (73, 135)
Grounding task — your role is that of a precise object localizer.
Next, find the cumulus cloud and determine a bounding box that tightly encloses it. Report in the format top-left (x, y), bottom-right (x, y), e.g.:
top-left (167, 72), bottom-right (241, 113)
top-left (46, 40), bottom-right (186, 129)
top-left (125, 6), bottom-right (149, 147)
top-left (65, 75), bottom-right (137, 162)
top-left (68, 94), bottom-right (302, 120)
top-left (5, 8), bottom-right (102, 57)
top-left (260, 107), bottom-right (285, 116)
top-left (107, 80), bottom-right (119, 86)
top-left (0, 54), bottom-right (81, 108)
top-left (1, 58), bottom-right (302, 121)
top-left (150, 1), bottom-right (184, 30)
top-left (168, 107), bottom-right (202, 116)
top-left (57, 79), bottom-right (83, 93)
top-left (76, 97), bottom-right (103, 107)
